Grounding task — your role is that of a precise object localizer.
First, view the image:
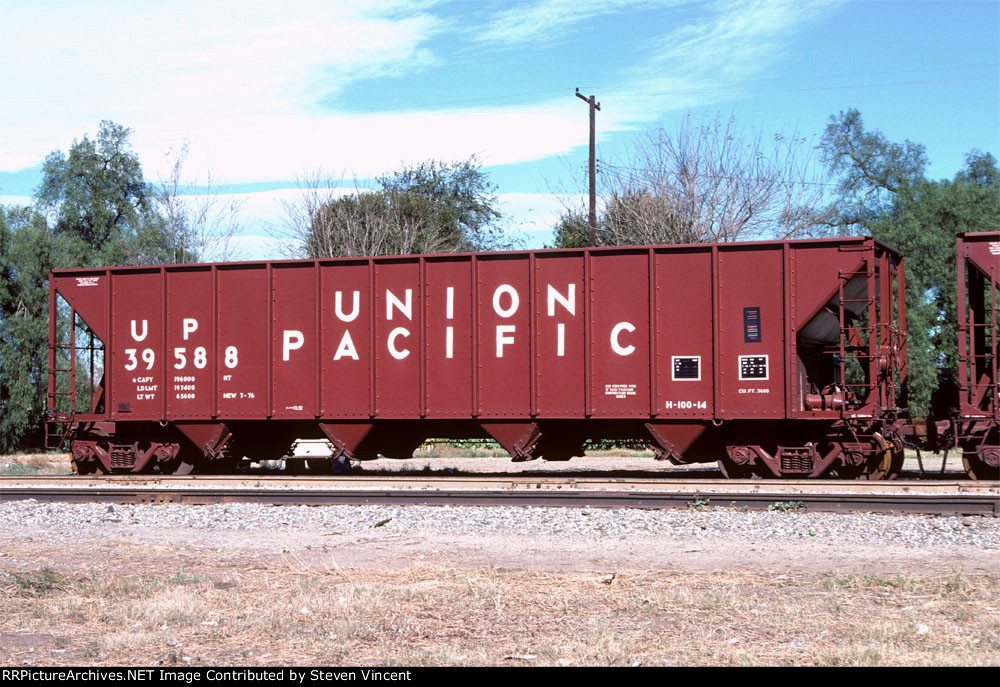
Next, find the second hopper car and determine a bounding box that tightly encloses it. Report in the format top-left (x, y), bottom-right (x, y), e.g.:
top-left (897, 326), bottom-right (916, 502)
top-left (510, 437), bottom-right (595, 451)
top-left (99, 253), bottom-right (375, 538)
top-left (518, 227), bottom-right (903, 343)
top-left (937, 232), bottom-right (998, 480)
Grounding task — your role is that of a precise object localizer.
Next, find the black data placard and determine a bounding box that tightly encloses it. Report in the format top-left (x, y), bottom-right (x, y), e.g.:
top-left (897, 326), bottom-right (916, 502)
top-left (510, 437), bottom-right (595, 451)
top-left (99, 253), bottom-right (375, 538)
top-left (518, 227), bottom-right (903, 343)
top-left (743, 306), bottom-right (761, 343)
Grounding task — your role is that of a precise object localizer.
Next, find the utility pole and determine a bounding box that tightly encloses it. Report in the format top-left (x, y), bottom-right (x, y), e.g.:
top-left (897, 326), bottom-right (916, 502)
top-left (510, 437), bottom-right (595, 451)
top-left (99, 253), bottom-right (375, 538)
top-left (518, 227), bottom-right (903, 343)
top-left (575, 88), bottom-right (600, 246)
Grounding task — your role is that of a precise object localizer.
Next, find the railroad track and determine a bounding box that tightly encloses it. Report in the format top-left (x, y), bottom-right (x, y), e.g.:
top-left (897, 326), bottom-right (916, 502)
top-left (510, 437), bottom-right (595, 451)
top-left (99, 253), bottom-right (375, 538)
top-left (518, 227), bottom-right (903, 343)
top-left (1, 475), bottom-right (997, 515)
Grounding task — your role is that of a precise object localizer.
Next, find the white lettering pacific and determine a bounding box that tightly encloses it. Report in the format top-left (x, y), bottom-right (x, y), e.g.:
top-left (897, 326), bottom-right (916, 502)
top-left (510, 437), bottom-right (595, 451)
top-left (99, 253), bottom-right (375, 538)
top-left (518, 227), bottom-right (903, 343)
top-left (611, 321), bottom-right (636, 356)
top-left (283, 281), bottom-right (653, 362)
top-left (283, 330), bottom-right (304, 361)
top-left (388, 327), bottom-right (411, 359)
top-left (334, 330), bottom-right (359, 360)
top-left (496, 325), bottom-right (516, 357)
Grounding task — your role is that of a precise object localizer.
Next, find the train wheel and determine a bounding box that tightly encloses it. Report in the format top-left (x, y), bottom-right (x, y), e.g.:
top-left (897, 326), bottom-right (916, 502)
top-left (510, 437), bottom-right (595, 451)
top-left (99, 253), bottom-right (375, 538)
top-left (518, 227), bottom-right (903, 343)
top-left (854, 434), bottom-right (899, 481)
top-left (855, 451), bottom-right (892, 480)
top-left (963, 453), bottom-right (999, 481)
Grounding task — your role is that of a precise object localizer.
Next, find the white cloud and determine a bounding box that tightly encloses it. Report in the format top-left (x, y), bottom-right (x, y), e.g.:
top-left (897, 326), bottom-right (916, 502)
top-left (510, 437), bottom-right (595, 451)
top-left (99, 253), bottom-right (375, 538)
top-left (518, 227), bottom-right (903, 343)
top-left (613, 0), bottom-right (839, 118)
top-left (0, 195), bottom-right (33, 209)
top-left (227, 234), bottom-right (302, 262)
top-left (477, 0), bottom-right (681, 46)
top-left (130, 102), bottom-right (592, 184)
top-left (0, 0), bottom-right (838, 190)
top-left (0, 1), bottom-right (446, 170)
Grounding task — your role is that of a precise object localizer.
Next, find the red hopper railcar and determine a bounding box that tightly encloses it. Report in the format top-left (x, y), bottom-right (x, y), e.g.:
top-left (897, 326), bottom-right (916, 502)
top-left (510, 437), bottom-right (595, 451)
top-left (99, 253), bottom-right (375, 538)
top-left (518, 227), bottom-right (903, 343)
top-left (47, 236), bottom-right (909, 478)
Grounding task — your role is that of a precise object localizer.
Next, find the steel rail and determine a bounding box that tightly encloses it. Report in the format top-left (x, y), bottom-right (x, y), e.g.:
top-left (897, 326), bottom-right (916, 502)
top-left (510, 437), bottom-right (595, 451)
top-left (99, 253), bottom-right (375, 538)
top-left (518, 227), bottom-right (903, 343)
top-left (1, 479), bottom-right (996, 516)
top-left (1, 474), bottom-right (995, 493)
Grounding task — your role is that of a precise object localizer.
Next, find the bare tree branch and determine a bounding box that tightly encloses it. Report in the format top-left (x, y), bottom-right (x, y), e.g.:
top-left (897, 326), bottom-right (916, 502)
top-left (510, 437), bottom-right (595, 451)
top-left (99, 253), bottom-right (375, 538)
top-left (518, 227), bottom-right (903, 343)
top-left (156, 143), bottom-right (245, 263)
top-left (594, 113), bottom-right (835, 246)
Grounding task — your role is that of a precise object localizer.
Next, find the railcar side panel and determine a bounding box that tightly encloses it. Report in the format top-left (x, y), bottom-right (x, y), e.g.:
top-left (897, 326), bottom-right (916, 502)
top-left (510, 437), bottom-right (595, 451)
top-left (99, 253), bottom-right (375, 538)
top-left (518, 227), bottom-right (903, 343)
top-left (654, 248), bottom-right (715, 419)
top-left (718, 246), bottom-right (785, 418)
top-left (321, 261), bottom-right (372, 418)
top-left (272, 263), bottom-right (317, 418)
top-left (165, 267), bottom-right (214, 418)
top-left (424, 257), bottom-right (474, 418)
top-left (534, 253), bottom-right (586, 416)
top-left (476, 254), bottom-right (532, 417)
top-left (216, 265), bottom-right (268, 418)
top-left (788, 243), bottom-right (867, 328)
top-left (589, 251), bottom-right (650, 417)
top-left (375, 259), bottom-right (422, 417)
top-left (111, 270), bottom-right (164, 421)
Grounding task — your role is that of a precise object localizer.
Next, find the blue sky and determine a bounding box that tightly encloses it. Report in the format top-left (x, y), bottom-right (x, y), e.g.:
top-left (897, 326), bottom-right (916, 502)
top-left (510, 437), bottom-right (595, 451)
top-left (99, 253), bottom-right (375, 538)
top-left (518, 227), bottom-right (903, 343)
top-left (1, 0), bottom-right (997, 259)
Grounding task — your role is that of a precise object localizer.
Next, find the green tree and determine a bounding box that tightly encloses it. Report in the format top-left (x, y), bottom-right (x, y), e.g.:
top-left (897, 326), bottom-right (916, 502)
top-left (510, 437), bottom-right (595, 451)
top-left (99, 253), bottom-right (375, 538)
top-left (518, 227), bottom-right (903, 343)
top-left (819, 107), bottom-right (929, 233)
top-left (35, 120), bottom-right (178, 267)
top-left (820, 108), bottom-right (1000, 415)
top-left (546, 208), bottom-right (592, 249)
top-left (305, 188), bottom-right (461, 258)
top-left (1, 121), bottom-right (197, 451)
top-left (0, 206), bottom-right (57, 451)
top-left (299, 157), bottom-right (511, 258)
top-left (377, 157), bottom-right (507, 251)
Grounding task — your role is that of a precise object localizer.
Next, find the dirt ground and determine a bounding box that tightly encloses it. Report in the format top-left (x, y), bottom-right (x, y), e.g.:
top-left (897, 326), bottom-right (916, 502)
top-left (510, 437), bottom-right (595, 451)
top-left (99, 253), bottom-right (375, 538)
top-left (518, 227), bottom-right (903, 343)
top-left (2, 511), bottom-right (999, 667)
top-left (3, 518), bottom-right (999, 577)
top-left (2, 450), bottom-right (998, 666)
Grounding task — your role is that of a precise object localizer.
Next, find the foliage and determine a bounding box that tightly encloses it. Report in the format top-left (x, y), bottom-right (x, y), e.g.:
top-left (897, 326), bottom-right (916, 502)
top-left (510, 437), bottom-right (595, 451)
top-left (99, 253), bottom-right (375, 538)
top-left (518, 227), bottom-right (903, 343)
top-left (12, 567), bottom-right (68, 596)
top-left (546, 208), bottom-right (594, 249)
top-left (304, 184), bottom-right (466, 258)
top-left (1, 121), bottom-right (201, 451)
top-left (35, 120), bottom-right (178, 267)
top-left (300, 157), bottom-right (511, 258)
top-left (819, 107), bottom-right (929, 233)
top-left (820, 109), bottom-right (1000, 415)
top-left (0, 206), bottom-right (56, 450)
top-left (378, 158), bottom-right (508, 252)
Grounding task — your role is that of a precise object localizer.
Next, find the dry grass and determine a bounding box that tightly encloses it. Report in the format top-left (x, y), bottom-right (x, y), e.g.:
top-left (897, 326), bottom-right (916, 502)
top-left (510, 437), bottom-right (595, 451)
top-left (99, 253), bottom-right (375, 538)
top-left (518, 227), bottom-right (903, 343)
top-left (1, 452), bottom-right (69, 475)
top-left (2, 564), bottom-right (997, 667)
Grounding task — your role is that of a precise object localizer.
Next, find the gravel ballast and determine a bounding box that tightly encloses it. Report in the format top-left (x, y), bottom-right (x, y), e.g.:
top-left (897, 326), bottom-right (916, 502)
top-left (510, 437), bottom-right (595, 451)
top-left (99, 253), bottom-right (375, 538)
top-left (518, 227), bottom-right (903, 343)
top-left (3, 500), bottom-right (999, 549)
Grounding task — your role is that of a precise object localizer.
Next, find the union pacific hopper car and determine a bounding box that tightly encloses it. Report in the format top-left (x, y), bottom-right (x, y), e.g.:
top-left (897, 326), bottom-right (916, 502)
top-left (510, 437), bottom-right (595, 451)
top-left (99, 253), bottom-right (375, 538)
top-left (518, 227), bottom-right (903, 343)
top-left (47, 236), bottom-right (912, 478)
